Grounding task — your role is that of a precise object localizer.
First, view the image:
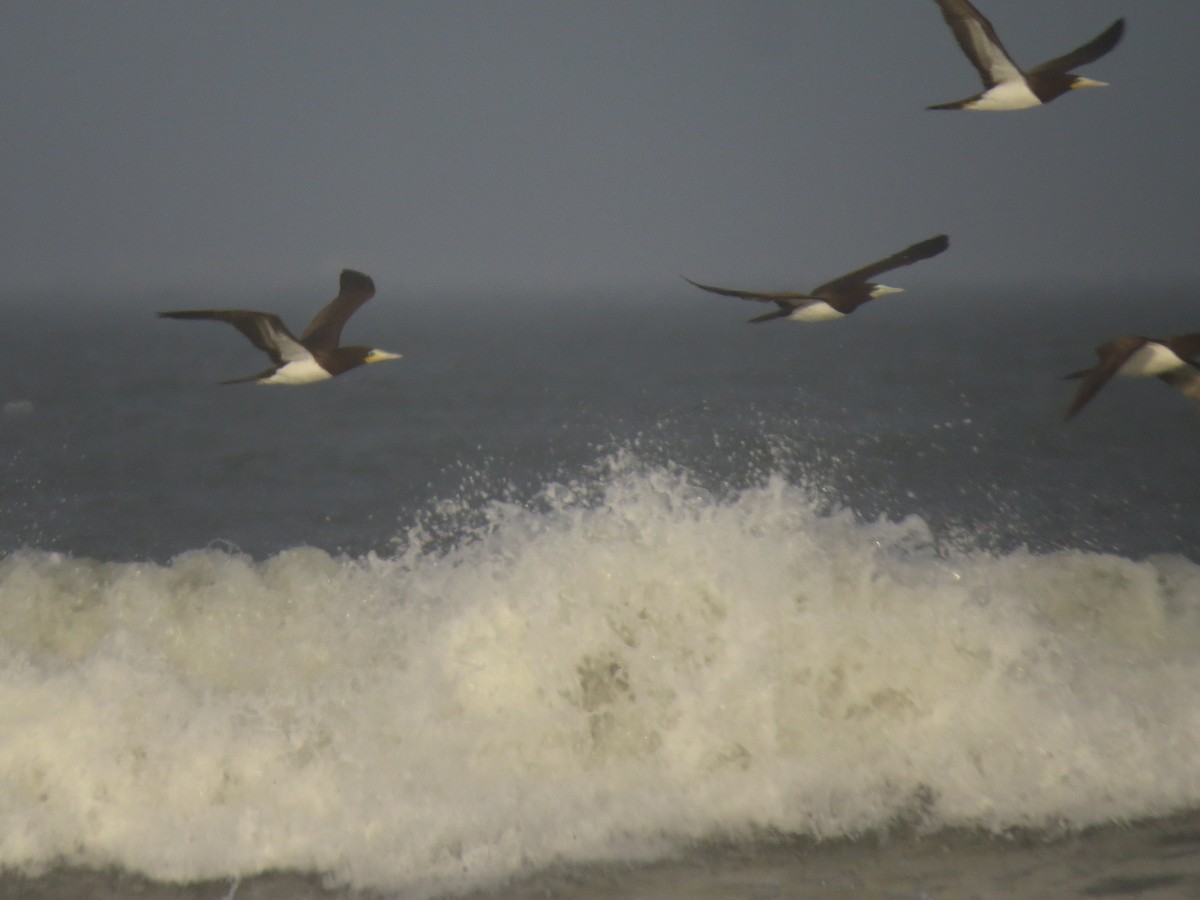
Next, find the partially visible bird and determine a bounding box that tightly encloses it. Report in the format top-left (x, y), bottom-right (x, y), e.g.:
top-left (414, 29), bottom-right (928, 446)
top-left (683, 234), bottom-right (949, 324)
top-left (159, 269), bottom-right (401, 385)
top-left (928, 0), bottom-right (1124, 111)
top-left (1064, 333), bottom-right (1200, 420)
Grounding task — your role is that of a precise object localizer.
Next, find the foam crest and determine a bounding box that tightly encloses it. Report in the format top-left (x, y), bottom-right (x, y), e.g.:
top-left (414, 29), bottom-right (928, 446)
top-left (2, 457), bottom-right (1200, 895)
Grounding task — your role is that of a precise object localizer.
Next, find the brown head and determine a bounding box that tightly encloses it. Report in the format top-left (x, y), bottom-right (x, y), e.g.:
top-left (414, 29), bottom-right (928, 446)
top-left (316, 346), bottom-right (402, 377)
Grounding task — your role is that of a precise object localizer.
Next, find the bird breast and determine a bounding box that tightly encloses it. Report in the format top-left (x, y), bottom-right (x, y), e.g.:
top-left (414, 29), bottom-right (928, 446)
top-left (967, 80), bottom-right (1043, 110)
top-left (787, 302), bottom-right (845, 323)
top-left (1120, 343), bottom-right (1188, 378)
top-left (261, 357), bottom-right (333, 385)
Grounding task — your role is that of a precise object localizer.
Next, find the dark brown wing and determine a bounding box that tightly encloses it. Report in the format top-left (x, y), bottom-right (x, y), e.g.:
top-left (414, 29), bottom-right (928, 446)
top-left (933, 0), bottom-right (1024, 88)
top-left (158, 309), bottom-right (309, 365)
top-left (1164, 332), bottom-right (1200, 364)
top-left (299, 269), bottom-right (377, 352)
top-left (811, 235), bottom-right (950, 296)
top-left (1028, 19), bottom-right (1125, 76)
top-left (1159, 367), bottom-right (1200, 405)
top-left (681, 276), bottom-right (815, 304)
top-left (1063, 336), bottom-right (1146, 420)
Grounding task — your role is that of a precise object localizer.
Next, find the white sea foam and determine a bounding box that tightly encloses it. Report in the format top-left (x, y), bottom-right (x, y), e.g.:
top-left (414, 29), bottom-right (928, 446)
top-left (2, 456), bottom-right (1200, 896)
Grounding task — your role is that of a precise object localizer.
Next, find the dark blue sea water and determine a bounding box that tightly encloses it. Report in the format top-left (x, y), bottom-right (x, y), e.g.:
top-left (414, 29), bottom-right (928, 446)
top-left (2, 285), bottom-right (1199, 897)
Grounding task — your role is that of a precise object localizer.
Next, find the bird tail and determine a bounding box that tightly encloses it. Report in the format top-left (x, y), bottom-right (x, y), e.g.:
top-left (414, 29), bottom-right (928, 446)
top-left (926, 100), bottom-right (967, 111)
top-left (219, 368), bottom-right (277, 385)
top-left (747, 308), bottom-right (791, 324)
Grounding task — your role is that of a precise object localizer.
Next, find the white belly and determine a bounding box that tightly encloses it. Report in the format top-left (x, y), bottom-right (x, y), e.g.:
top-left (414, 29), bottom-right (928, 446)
top-left (967, 80), bottom-right (1042, 111)
top-left (788, 302), bottom-right (845, 323)
top-left (261, 357), bottom-right (332, 385)
top-left (1119, 342), bottom-right (1186, 377)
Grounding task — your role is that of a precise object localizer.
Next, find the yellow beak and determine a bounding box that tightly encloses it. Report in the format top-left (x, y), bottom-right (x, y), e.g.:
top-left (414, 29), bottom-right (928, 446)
top-left (366, 350), bottom-right (403, 363)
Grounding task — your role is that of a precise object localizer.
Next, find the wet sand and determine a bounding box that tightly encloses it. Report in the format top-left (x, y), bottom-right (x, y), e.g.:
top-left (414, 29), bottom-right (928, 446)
top-left (6, 812), bottom-right (1200, 899)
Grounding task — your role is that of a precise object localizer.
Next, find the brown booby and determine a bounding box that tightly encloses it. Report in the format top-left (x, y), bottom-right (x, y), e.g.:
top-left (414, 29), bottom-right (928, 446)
top-left (928, 0), bottom-right (1124, 111)
top-left (683, 235), bottom-right (949, 323)
top-left (1064, 333), bottom-right (1200, 419)
top-left (159, 269), bottom-right (401, 384)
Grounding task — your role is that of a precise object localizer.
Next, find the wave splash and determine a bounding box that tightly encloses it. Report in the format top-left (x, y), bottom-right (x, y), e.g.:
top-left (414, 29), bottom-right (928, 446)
top-left (2, 453), bottom-right (1200, 895)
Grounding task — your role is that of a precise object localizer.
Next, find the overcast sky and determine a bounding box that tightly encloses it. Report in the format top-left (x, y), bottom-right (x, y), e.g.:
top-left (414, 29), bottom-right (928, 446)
top-left (1, 0), bottom-right (1195, 299)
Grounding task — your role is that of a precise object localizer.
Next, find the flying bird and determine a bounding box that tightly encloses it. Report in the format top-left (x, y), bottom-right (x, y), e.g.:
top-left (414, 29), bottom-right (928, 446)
top-left (159, 269), bottom-right (401, 384)
top-left (928, 0), bottom-right (1124, 111)
top-left (1063, 333), bottom-right (1200, 420)
top-left (683, 235), bottom-right (949, 323)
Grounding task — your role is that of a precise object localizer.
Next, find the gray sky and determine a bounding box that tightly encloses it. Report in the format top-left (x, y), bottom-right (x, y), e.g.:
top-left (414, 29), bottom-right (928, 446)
top-left (1, 0), bottom-right (1194, 298)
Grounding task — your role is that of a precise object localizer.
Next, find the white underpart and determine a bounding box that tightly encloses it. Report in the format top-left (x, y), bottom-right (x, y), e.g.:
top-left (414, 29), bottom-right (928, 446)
top-left (1119, 343), bottom-right (1187, 378)
top-left (788, 302), bottom-right (845, 323)
top-left (869, 284), bottom-right (904, 299)
top-left (966, 79), bottom-right (1042, 111)
top-left (261, 356), bottom-right (332, 385)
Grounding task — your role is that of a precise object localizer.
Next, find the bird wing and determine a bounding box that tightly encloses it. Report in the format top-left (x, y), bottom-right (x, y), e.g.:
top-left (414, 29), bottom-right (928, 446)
top-left (1159, 367), bottom-right (1200, 405)
top-left (299, 269), bottom-right (377, 351)
top-left (933, 0), bottom-right (1024, 88)
top-left (811, 235), bottom-right (950, 297)
top-left (1063, 336), bottom-right (1145, 420)
top-left (681, 276), bottom-right (815, 305)
top-left (1164, 332), bottom-right (1200, 365)
top-left (1027, 19), bottom-right (1125, 76)
top-left (158, 310), bottom-right (310, 365)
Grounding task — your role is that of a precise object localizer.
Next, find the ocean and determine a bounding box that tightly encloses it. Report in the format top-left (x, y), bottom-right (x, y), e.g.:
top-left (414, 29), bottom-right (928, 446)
top-left (2, 283), bottom-right (1199, 899)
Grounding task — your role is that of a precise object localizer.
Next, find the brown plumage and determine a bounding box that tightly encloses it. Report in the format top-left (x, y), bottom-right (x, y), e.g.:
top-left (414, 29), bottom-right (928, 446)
top-left (684, 234), bottom-right (949, 323)
top-left (929, 0), bottom-right (1124, 110)
top-left (159, 269), bottom-right (401, 385)
top-left (1064, 333), bottom-right (1200, 420)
